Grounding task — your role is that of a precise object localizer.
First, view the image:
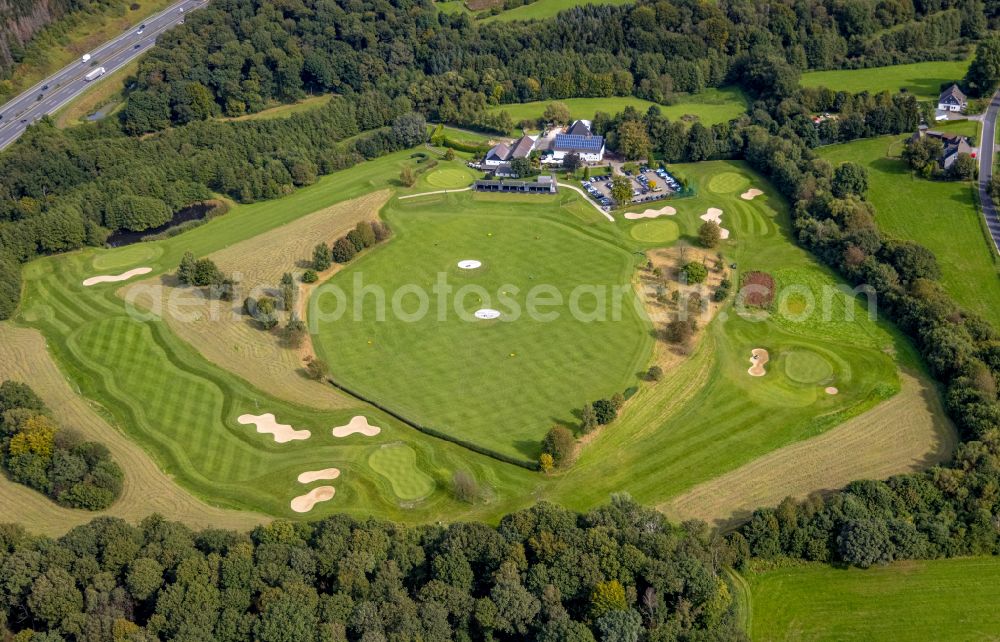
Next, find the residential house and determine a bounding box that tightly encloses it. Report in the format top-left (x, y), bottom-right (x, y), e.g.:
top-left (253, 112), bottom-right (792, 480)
top-left (911, 127), bottom-right (975, 169)
top-left (937, 84), bottom-right (967, 113)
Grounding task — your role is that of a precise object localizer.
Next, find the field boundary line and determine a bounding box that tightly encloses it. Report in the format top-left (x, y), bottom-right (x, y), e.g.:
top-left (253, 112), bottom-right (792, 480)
top-left (557, 183), bottom-right (615, 221)
top-left (323, 377), bottom-right (540, 470)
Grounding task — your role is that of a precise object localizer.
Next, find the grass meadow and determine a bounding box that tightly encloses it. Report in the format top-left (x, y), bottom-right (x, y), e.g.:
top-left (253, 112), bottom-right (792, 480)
top-left (818, 136), bottom-right (1000, 329)
top-left (481, 0), bottom-right (635, 22)
top-left (488, 88), bottom-right (748, 133)
top-left (8, 146), bottom-right (950, 530)
top-left (799, 59), bottom-right (972, 101)
top-left (747, 558), bottom-right (1000, 640)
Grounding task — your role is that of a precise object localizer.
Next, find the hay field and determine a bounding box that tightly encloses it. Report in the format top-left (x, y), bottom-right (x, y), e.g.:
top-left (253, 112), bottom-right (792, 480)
top-left (663, 370), bottom-right (955, 527)
top-left (124, 190), bottom-right (390, 410)
top-left (0, 324), bottom-right (268, 537)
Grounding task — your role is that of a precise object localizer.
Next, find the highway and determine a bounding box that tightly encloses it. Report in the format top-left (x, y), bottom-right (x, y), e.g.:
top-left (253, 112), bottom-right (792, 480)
top-left (978, 89), bottom-right (1000, 254)
top-left (0, 0), bottom-right (208, 150)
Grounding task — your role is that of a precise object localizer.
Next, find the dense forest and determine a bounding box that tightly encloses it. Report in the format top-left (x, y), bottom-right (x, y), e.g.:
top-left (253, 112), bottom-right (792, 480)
top-left (0, 498), bottom-right (744, 641)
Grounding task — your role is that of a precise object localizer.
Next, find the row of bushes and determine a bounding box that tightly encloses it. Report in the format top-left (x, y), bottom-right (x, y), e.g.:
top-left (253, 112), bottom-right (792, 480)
top-left (0, 381), bottom-right (123, 510)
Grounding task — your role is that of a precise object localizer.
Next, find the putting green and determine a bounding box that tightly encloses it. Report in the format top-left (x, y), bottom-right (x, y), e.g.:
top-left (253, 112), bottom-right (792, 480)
top-left (91, 244), bottom-right (160, 271)
top-left (708, 171), bottom-right (751, 194)
top-left (426, 168), bottom-right (472, 189)
top-left (368, 443), bottom-right (435, 500)
top-left (784, 349), bottom-right (835, 384)
top-left (630, 219), bottom-right (680, 243)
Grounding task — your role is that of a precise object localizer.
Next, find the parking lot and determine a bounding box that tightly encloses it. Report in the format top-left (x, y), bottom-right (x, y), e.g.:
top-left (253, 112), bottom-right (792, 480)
top-left (580, 165), bottom-right (682, 209)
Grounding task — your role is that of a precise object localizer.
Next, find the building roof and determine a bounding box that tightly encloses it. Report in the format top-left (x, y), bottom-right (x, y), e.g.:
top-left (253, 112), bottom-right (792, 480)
top-left (553, 134), bottom-right (605, 153)
top-left (939, 84), bottom-right (967, 104)
top-left (509, 134), bottom-right (536, 159)
top-left (486, 143), bottom-right (510, 161)
top-left (566, 120), bottom-right (593, 137)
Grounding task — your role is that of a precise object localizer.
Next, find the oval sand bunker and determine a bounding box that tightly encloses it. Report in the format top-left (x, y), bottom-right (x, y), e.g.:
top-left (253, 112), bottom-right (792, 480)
top-left (82, 267), bottom-right (152, 287)
top-left (475, 308), bottom-right (501, 320)
top-left (747, 348), bottom-right (769, 377)
top-left (290, 486), bottom-right (335, 513)
top-left (457, 260), bottom-right (482, 269)
top-left (825, 386), bottom-right (839, 395)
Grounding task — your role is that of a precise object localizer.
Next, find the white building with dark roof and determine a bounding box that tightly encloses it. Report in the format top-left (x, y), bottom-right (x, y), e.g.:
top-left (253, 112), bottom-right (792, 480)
top-left (483, 134), bottom-right (536, 168)
top-left (937, 84), bottom-right (967, 113)
top-left (542, 120), bottom-right (605, 164)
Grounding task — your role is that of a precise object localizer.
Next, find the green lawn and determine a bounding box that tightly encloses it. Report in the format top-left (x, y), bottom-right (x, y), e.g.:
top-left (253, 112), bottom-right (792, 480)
top-left (12, 148), bottom-right (939, 524)
top-left (800, 59), bottom-right (972, 101)
top-left (818, 136), bottom-right (1000, 329)
top-left (481, 0), bottom-right (635, 22)
top-left (312, 192), bottom-right (653, 461)
top-left (748, 558), bottom-right (1000, 641)
top-left (488, 88), bottom-right (748, 132)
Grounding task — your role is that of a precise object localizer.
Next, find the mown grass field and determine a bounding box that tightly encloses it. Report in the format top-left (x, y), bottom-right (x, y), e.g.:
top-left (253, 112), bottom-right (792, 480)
top-left (748, 558), bottom-right (1000, 641)
top-left (818, 136), bottom-right (1000, 329)
top-left (481, 0), bottom-right (634, 22)
top-left (10, 150), bottom-right (948, 530)
top-left (488, 89), bottom-right (747, 133)
top-left (312, 191), bottom-right (654, 461)
top-left (799, 59), bottom-right (972, 101)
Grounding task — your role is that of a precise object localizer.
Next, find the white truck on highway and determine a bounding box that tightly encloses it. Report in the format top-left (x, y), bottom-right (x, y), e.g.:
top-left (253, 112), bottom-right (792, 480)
top-left (84, 67), bottom-right (106, 82)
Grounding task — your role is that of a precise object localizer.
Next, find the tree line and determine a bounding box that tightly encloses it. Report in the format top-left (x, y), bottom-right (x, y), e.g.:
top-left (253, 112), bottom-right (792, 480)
top-left (0, 497), bottom-right (743, 641)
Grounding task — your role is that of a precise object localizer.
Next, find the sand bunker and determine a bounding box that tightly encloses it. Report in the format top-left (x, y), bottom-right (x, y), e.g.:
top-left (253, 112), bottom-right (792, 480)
top-left (290, 486), bottom-right (335, 513)
top-left (699, 208), bottom-right (730, 239)
top-left (82, 267), bottom-right (152, 287)
top-left (825, 386), bottom-right (839, 395)
top-left (237, 413), bottom-right (311, 443)
top-left (475, 308), bottom-right (501, 320)
top-left (624, 206), bottom-right (677, 220)
top-left (331, 415), bottom-right (381, 438)
top-left (740, 188), bottom-right (764, 201)
top-left (747, 348), bottom-right (769, 377)
top-left (457, 260), bottom-right (482, 269)
top-left (297, 468), bottom-right (341, 484)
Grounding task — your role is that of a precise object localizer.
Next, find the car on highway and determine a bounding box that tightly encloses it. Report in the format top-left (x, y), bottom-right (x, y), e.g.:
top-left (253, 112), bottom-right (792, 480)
top-left (81, 53), bottom-right (91, 63)
top-left (42, 84), bottom-right (49, 90)
top-left (137, 24), bottom-right (146, 34)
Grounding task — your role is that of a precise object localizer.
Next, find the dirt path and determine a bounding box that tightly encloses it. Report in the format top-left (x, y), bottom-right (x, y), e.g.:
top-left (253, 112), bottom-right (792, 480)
top-left (662, 370), bottom-right (956, 528)
top-left (0, 324), bottom-right (268, 537)
top-left (398, 186), bottom-right (473, 200)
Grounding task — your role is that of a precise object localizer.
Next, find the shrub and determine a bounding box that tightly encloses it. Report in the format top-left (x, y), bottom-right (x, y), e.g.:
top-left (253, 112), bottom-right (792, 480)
top-left (312, 243), bottom-right (332, 271)
top-left (664, 318), bottom-right (696, 344)
top-left (254, 297), bottom-right (279, 330)
top-left (346, 228), bottom-right (366, 252)
top-left (444, 148), bottom-right (456, 161)
top-left (282, 316), bottom-right (308, 348)
top-left (304, 356), bottom-right (329, 380)
top-left (541, 426), bottom-right (576, 466)
top-left (372, 221), bottom-right (391, 242)
top-left (580, 403), bottom-right (598, 433)
top-left (739, 271), bottom-right (775, 307)
top-left (356, 222), bottom-right (376, 248)
top-left (539, 453), bottom-right (554, 473)
top-left (593, 399), bottom-right (617, 425)
top-left (698, 221), bottom-right (721, 248)
top-left (680, 262), bottom-right (708, 284)
top-left (453, 470), bottom-right (479, 502)
top-left (301, 270), bottom-right (318, 283)
top-left (400, 166), bottom-right (416, 187)
top-left (331, 237), bottom-right (357, 263)
top-left (647, 365), bottom-right (663, 381)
